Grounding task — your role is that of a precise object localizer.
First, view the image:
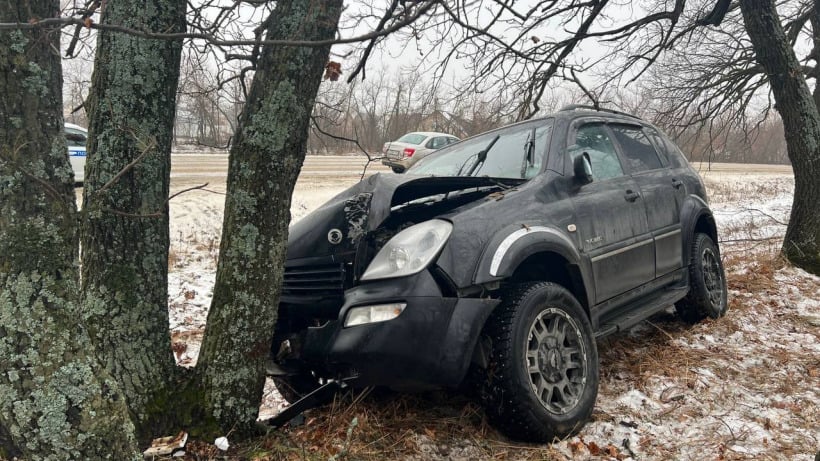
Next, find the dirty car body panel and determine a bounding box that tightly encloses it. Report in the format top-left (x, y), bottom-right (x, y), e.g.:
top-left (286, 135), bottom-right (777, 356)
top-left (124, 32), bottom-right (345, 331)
top-left (272, 107), bottom-right (721, 394)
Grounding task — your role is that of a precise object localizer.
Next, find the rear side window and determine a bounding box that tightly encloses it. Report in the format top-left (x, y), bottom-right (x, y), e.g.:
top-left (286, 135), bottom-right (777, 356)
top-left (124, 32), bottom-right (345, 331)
top-left (568, 124), bottom-right (624, 181)
top-left (643, 127), bottom-right (671, 165)
top-left (660, 132), bottom-right (689, 168)
top-left (426, 137), bottom-right (448, 149)
top-left (610, 125), bottom-right (663, 172)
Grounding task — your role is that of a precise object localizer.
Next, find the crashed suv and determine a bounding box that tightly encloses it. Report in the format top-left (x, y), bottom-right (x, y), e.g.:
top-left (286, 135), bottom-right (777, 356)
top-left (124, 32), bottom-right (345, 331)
top-left (270, 105), bottom-right (728, 442)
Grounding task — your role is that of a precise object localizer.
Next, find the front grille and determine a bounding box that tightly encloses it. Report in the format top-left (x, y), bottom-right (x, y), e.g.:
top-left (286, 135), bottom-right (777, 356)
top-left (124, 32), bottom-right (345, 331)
top-left (282, 262), bottom-right (346, 302)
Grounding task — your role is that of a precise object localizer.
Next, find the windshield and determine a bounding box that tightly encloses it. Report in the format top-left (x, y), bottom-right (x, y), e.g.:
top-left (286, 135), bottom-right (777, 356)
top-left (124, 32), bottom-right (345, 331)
top-left (396, 133), bottom-right (427, 145)
top-left (408, 120), bottom-right (552, 179)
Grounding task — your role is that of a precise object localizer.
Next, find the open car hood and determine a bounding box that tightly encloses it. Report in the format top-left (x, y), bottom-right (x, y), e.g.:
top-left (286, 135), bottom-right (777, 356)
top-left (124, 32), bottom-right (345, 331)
top-left (286, 173), bottom-right (525, 260)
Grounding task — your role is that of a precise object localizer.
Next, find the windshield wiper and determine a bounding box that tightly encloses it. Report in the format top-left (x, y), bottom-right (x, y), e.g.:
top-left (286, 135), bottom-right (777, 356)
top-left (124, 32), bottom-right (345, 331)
top-left (461, 135), bottom-right (500, 177)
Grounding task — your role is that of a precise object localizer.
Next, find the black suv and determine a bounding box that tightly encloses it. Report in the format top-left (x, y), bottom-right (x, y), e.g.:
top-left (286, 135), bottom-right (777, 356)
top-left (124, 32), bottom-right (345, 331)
top-left (270, 106), bottom-right (728, 442)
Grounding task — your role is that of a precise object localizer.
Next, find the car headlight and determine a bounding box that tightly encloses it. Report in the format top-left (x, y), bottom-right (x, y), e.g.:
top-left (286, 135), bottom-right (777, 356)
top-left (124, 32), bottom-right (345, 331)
top-left (344, 303), bottom-right (407, 327)
top-left (360, 219), bottom-right (453, 281)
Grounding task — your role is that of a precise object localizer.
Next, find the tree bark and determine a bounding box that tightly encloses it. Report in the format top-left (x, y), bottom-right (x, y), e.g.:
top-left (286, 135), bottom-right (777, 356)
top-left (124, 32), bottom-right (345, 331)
top-left (0, 1), bottom-right (139, 458)
top-left (81, 0), bottom-right (187, 439)
top-left (740, 0), bottom-right (820, 274)
top-left (195, 0), bottom-right (343, 437)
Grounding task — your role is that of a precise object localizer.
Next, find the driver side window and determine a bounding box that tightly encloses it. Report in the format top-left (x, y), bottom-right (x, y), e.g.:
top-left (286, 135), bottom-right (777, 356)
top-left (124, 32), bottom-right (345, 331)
top-left (568, 124), bottom-right (623, 181)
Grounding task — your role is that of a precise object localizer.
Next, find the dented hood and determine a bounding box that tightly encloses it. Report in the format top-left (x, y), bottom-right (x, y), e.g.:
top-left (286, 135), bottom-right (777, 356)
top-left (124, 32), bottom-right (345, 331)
top-left (286, 173), bottom-right (523, 260)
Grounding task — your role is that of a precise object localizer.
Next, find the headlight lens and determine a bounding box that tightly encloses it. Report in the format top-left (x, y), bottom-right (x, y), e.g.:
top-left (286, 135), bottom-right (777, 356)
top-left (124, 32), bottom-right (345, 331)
top-left (360, 219), bottom-right (453, 281)
top-left (344, 303), bottom-right (407, 327)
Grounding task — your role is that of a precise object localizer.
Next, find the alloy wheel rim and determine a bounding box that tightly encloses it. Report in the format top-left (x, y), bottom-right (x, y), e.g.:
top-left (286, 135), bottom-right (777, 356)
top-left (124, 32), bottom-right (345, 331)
top-left (524, 307), bottom-right (587, 415)
top-left (701, 247), bottom-right (724, 308)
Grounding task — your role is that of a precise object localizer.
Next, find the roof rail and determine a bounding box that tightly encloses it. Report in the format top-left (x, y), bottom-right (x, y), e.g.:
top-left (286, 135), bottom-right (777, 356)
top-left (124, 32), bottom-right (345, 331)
top-left (558, 104), bottom-right (642, 120)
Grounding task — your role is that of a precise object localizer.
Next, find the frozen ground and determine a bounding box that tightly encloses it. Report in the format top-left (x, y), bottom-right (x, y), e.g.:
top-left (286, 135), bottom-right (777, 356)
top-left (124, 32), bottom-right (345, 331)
top-left (164, 157), bottom-right (818, 460)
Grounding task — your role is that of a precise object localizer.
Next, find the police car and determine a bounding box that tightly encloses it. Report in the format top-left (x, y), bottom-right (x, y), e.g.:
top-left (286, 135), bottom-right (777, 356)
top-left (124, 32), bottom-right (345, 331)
top-left (65, 122), bottom-right (88, 184)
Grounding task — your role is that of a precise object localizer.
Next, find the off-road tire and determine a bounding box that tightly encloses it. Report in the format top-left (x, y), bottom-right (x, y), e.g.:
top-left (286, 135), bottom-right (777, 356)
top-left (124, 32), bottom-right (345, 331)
top-left (676, 233), bottom-right (728, 323)
top-left (480, 282), bottom-right (598, 443)
top-left (272, 373), bottom-right (321, 404)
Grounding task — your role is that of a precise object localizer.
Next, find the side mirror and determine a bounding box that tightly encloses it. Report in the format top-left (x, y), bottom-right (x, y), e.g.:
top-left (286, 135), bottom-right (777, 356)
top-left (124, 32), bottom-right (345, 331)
top-left (573, 153), bottom-right (593, 184)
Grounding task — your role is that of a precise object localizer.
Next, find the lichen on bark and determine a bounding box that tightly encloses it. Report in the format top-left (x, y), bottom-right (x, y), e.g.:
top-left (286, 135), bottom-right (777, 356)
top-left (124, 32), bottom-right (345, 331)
top-left (0, 1), bottom-right (140, 457)
top-left (80, 0), bottom-right (188, 440)
top-left (194, 0), bottom-right (344, 438)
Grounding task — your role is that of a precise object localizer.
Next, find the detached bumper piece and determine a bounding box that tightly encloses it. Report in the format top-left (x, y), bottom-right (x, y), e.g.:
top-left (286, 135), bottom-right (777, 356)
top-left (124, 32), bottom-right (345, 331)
top-left (267, 378), bottom-right (354, 428)
top-left (302, 269), bottom-right (499, 390)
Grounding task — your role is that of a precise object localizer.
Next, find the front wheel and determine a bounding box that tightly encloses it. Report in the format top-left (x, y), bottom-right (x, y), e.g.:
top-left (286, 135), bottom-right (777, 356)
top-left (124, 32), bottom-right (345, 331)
top-left (676, 233), bottom-right (728, 323)
top-left (391, 166), bottom-right (404, 174)
top-left (480, 282), bottom-right (598, 443)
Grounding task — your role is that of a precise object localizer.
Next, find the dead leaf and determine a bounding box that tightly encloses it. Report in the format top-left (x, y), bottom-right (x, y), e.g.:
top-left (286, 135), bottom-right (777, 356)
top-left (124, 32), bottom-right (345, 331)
top-left (531, 36), bottom-right (540, 43)
top-left (172, 342), bottom-right (187, 358)
top-left (324, 61), bottom-right (342, 81)
top-left (604, 444), bottom-right (621, 457)
top-left (588, 441), bottom-right (600, 455)
top-left (84, 17), bottom-right (93, 28)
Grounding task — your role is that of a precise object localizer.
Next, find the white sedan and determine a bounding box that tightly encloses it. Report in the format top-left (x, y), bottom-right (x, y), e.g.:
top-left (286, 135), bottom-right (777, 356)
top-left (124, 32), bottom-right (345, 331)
top-left (381, 131), bottom-right (460, 173)
top-left (65, 123), bottom-right (88, 184)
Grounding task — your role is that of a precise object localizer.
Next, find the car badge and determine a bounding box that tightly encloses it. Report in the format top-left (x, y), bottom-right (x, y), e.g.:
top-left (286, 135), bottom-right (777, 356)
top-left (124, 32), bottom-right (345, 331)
top-left (327, 229), bottom-right (343, 245)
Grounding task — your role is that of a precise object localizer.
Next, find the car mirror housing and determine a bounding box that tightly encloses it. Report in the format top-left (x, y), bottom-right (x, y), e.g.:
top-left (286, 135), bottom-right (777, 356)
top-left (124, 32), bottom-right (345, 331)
top-left (573, 152), bottom-right (593, 184)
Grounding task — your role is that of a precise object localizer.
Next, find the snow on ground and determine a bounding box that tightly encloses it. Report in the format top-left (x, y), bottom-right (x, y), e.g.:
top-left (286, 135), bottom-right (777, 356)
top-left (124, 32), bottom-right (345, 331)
top-left (166, 159), bottom-right (818, 460)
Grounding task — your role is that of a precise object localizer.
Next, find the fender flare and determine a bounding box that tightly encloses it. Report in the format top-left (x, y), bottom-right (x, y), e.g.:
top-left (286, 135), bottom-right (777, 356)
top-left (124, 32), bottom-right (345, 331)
top-left (680, 195), bottom-right (718, 258)
top-left (474, 224), bottom-right (584, 282)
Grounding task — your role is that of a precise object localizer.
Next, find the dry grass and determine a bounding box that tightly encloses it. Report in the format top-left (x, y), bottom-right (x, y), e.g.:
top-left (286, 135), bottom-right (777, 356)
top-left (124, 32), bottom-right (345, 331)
top-left (702, 177), bottom-right (793, 205)
top-left (169, 230), bottom-right (220, 271)
top-left (171, 248), bottom-right (818, 461)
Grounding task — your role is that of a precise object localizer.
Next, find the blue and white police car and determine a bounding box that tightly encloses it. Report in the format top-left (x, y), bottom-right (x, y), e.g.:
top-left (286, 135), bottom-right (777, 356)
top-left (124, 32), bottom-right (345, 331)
top-left (65, 122), bottom-right (88, 184)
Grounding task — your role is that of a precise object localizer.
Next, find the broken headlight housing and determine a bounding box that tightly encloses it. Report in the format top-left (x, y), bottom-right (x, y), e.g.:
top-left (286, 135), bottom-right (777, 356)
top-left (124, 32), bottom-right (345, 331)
top-left (360, 219), bottom-right (453, 281)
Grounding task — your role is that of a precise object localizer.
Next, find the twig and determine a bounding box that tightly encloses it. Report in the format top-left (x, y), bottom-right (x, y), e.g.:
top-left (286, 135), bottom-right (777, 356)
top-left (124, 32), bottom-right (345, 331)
top-left (102, 183), bottom-right (217, 219)
top-left (646, 320), bottom-right (675, 341)
top-left (1, 3), bottom-right (438, 48)
top-left (309, 116), bottom-right (384, 181)
top-left (720, 236), bottom-right (782, 244)
top-left (167, 182), bottom-right (213, 201)
top-left (95, 138), bottom-right (157, 194)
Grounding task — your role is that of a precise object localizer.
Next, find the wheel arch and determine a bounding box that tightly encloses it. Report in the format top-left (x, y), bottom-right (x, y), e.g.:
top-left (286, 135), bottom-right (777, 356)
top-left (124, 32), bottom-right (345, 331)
top-left (505, 252), bottom-right (591, 318)
top-left (680, 195), bottom-right (719, 262)
top-left (474, 224), bottom-right (592, 317)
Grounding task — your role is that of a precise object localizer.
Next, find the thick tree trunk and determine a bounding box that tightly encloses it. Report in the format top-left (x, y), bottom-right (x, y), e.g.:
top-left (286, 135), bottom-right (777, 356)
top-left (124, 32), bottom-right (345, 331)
top-left (740, 0), bottom-right (820, 274)
top-left (0, 1), bottom-right (139, 458)
top-left (195, 0), bottom-right (343, 437)
top-left (81, 0), bottom-right (186, 439)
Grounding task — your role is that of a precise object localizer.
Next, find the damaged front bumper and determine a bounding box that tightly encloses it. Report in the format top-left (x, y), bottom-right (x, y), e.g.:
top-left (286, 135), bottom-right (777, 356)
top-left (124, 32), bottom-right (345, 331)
top-left (298, 269), bottom-right (499, 390)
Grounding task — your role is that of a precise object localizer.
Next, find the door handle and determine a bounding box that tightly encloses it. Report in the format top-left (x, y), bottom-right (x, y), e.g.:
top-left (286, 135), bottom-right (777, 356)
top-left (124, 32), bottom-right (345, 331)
top-left (624, 190), bottom-right (641, 202)
top-left (672, 178), bottom-right (683, 189)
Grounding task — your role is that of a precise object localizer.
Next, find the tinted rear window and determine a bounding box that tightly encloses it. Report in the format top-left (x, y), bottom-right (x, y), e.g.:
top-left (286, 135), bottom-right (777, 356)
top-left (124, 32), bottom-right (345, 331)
top-left (610, 125), bottom-right (663, 172)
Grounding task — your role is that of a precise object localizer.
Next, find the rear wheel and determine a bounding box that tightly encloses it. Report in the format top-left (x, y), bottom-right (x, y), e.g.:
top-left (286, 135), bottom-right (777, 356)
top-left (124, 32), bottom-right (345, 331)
top-left (480, 282), bottom-right (598, 442)
top-left (676, 233), bottom-right (728, 323)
